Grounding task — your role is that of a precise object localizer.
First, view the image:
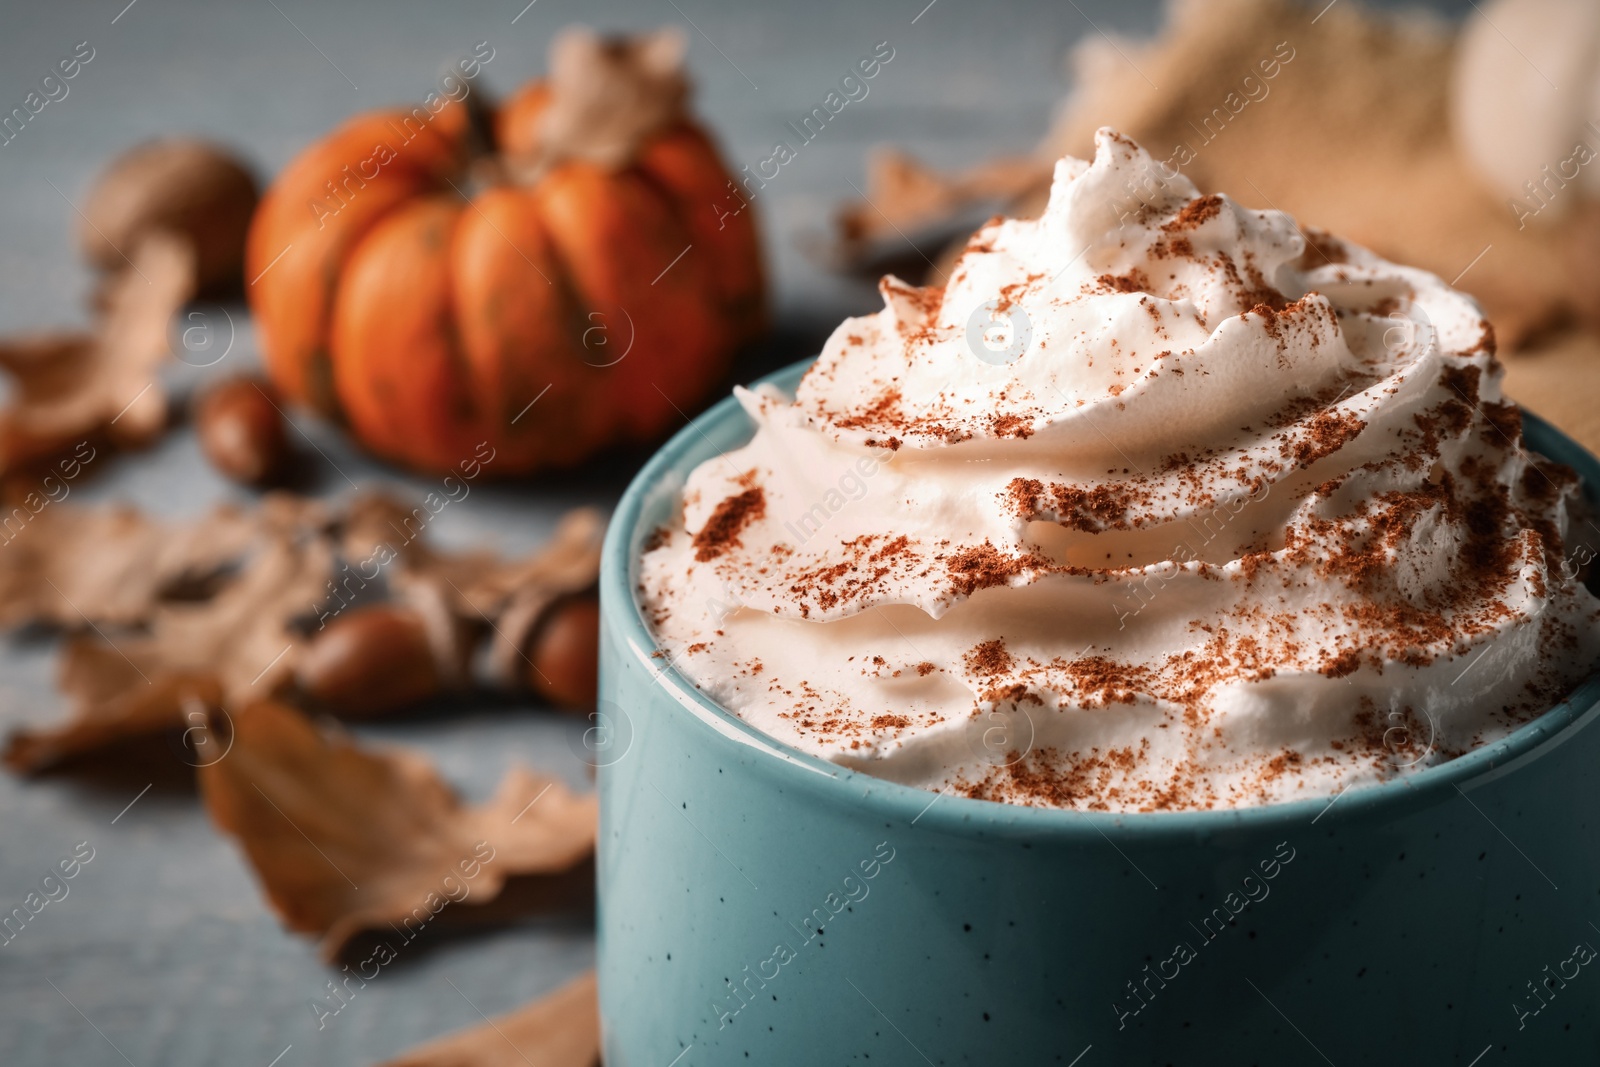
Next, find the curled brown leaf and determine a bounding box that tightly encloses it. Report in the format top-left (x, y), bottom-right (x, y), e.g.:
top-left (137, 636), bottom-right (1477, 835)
top-left (828, 149), bottom-right (1046, 270)
top-left (198, 700), bottom-right (596, 959)
top-left (0, 230), bottom-right (195, 476)
top-left (3, 655), bottom-right (221, 774)
top-left (0, 501), bottom-right (257, 630)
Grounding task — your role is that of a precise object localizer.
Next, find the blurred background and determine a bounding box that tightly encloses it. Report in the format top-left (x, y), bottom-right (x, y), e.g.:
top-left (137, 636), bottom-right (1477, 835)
top-left (0, 0), bottom-right (1580, 1063)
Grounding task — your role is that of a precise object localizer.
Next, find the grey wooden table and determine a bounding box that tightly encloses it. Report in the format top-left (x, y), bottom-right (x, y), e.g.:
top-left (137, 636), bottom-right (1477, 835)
top-left (0, 1), bottom-right (1464, 1063)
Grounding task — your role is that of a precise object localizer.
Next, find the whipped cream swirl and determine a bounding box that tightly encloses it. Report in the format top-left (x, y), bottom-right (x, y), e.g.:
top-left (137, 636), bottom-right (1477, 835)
top-left (638, 129), bottom-right (1600, 811)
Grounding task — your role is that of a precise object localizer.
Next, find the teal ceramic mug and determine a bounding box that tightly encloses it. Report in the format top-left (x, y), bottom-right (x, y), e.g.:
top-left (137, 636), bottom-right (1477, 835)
top-left (596, 359), bottom-right (1600, 1066)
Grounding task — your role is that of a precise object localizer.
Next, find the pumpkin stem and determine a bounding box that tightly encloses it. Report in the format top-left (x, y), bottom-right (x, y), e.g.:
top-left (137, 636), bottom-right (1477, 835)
top-left (433, 57), bottom-right (499, 162)
top-left (458, 77), bottom-right (498, 160)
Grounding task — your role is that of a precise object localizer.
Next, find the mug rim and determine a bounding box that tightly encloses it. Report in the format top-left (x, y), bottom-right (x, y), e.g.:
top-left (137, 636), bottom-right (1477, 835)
top-left (601, 357), bottom-right (1600, 840)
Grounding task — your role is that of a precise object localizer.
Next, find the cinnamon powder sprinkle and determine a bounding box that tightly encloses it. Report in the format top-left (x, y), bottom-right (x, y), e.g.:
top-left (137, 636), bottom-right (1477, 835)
top-left (965, 639), bottom-right (1013, 677)
top-left (991, 413), bottom-right (1034, 439)
top-left (1097, 268), bottom-right (1153, 294)
top-left (692, 486), bottom-right (766, 562)
top-left (1165, 195), bottom-right (1223, 231)
top-left (1290, 410), bottom-right (1364, 468)
top-left (946, 543), bottom-right (1047, 597)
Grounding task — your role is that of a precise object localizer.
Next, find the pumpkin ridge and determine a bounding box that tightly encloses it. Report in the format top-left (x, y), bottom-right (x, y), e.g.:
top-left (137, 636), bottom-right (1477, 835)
top-left (632, 122), bottom-right (766, 344)
top-left (247, 105), bottom-right (468, 415)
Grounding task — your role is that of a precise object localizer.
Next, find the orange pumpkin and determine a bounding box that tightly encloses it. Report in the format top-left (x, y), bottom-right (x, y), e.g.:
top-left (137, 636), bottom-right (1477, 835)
top-left (245, 29), bottom-right (764, 474)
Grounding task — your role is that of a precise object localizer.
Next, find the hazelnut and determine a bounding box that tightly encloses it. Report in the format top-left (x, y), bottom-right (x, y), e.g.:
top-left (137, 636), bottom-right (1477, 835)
top-left (527, 593), bottom-right (600, 710)
top-left (81, 139), bottom-right (258, 296)
top-left (296, 605), bottom-right (443, 717)
top-left (196, 377), bottom-right (290, 486)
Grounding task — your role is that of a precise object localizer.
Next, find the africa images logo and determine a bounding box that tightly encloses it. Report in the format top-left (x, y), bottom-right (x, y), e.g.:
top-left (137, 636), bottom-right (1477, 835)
top-left (965, 298), bottom-right (1032, 365)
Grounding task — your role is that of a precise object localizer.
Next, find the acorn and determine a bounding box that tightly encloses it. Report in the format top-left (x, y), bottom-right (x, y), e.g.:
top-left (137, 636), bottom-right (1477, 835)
top-left (195, 377), bottom-right (291, 486)
top-left (296, 605), bottom-right (445, 717)
top-left (527, 593), bottom-right (600, 710)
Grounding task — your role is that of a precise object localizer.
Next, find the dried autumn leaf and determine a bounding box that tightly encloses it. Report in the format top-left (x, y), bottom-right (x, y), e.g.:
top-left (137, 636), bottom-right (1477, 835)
top-left (829, 149), bottom-right (1046, 268)
top-left (48, 521), bottom-right (332, 699)
top-left (2, 495), bottom-right (328, 771)
top-left (3, 648), bottom-right (221, 774)
top-left (0, 501), bottom-right (257, 629)
top-left (336, 491), bottom-right (438, 566)
top-left (0, 230), bottom-right (194, 474)
top-left (199, 700), bottom-right (597, 959)
top-left (377, 970), bottom-right (599, 1067)
top-left (3, 531), bottom-right (328, 771)
top-left (528, 26), bottom-right (689, 170)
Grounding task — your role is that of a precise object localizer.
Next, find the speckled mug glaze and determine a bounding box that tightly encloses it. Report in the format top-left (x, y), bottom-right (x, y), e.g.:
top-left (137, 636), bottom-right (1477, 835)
top-left (597, 359), bottom-right (1600, 1066)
